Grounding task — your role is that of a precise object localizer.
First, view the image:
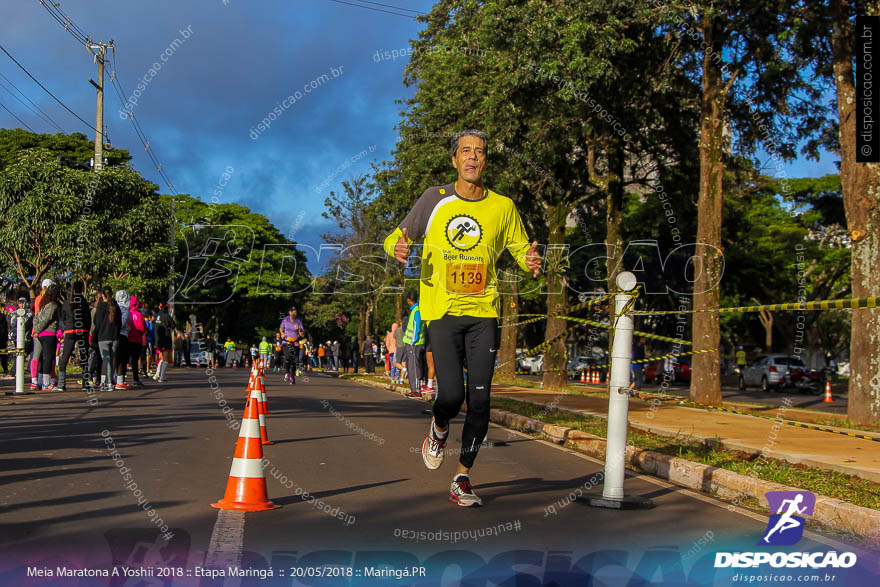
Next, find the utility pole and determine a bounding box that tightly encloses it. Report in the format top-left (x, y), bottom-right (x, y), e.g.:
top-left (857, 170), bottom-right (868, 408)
top-left (170, 196), bottom-right (176, 321)
top-left (87, 40), bottom-right (113, 171)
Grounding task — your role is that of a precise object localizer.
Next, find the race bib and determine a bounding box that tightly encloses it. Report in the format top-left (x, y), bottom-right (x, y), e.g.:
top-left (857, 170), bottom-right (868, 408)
top-left (446, 262), bottom-right (487, 295)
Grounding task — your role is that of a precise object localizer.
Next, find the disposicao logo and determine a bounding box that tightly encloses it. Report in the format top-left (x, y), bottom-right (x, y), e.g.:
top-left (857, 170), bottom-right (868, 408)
top-left (761, 490), bottom-right (815, 546)
top-left (714, 491), bottom-right (858, 570)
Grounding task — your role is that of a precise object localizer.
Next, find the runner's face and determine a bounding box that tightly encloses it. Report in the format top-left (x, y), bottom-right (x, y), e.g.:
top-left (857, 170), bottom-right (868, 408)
top-left (289, 310), bottom-right (297, 319)
top-left (452, 135), bottom-right (486, 184)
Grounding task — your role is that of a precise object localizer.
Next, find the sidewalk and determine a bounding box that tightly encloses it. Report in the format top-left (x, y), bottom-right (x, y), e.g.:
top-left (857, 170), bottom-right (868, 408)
top-left (492, 385), bottom-right (880, 483)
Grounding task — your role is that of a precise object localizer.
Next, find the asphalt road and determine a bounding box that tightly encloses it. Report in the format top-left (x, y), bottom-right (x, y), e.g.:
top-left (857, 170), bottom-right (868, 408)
top-left (0, 367), bottom-right (876, 586)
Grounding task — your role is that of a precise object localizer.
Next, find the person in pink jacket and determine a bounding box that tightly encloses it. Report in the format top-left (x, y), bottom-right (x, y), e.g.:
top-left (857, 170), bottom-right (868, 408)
top-left (125, 296), bottom-right (147, 386)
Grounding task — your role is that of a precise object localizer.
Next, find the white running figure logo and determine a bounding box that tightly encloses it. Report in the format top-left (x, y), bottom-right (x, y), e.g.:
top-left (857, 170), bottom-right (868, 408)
top-left (762, 493), bottom-right (807, 543)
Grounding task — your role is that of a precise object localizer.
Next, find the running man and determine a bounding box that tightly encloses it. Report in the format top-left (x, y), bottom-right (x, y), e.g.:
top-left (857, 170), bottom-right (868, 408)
top-left (279, 306), bottom-right (305, 384)
top-left (383, 129), bottom-right (542, 507)
top-left (763, 494), bottom-right (808, 543)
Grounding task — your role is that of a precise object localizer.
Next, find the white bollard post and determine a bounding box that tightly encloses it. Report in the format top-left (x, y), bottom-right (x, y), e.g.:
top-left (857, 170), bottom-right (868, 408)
top-left (582, 271), bottom-right (654, 509)
top-left (14, 307), bottom-right (27, 395)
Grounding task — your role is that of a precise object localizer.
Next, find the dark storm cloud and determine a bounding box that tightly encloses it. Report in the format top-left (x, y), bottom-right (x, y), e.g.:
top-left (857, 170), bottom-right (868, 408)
top-left (0, 0), bottom-right (429, 274)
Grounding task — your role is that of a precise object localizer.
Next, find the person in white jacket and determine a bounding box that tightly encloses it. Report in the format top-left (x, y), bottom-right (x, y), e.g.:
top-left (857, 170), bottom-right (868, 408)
top-left (114, 290), bottom-right (131, 389)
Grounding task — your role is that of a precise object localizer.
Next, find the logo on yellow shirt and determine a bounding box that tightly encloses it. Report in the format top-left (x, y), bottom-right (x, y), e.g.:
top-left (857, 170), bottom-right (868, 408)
top-left (445, 214), bottom-right (482, 251)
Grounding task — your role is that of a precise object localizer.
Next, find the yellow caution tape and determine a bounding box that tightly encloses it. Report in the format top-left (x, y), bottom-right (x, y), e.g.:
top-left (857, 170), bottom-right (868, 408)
top-left (591, 348), bottom-right (719, 370)
top-left (501, 294), bottom-right (613, 329)
top-left (635, 391), bottom-right (880, 443)
top-left (627, 296), bottom-right (879, 316)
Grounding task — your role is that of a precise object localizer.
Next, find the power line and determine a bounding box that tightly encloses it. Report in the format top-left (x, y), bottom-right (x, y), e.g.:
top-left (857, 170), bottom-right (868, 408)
top-left (0, 100), bottom-right (37, 132)
top-left (0, 74), bottom-right (64, 131)
top-left (38, 1), bottom-right (178, 193)
top-left (38, 0), bottom-right (90, 46)
top-left (314, 0), bottom-right (420, 19)
top-left (350, 0), bottom-right (425, 15)
top-left (0, 43), bottom-right (94, 131)
top-left (108, 62), bottom-right (176, 193)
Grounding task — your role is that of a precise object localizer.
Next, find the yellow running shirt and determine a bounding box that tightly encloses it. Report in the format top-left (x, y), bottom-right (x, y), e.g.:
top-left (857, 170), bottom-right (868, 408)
top-left (383, 183), bottom-right (533, 322)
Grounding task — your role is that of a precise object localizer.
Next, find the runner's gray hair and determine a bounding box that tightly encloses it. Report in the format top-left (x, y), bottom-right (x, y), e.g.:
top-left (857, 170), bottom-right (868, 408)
top-left (450, 129), bottom-right (488, 155)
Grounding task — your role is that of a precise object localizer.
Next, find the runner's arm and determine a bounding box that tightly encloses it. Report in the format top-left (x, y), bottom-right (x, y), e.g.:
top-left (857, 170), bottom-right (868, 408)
top-left (382, 189), bottom-right (435, 259)
top-left (504, 203), bottom-right (537, 272)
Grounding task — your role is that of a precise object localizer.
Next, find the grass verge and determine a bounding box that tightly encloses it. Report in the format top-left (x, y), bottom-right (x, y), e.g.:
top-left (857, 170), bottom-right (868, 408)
top-left (491, 396), bottom-right (880, 511)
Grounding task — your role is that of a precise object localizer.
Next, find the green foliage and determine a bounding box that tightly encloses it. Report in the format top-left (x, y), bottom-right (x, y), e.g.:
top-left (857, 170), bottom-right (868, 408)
top-left (0, 128), bottom-right (131, 170)
top-left (0, 147), bottom-right (170, 296)
top-left (170, 195), bottom-right (312, 342)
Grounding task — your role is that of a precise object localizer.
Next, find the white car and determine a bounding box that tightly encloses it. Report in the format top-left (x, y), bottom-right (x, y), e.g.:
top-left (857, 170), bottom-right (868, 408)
top-left (522, 354), bottom-right (543, 374)
top-left (739, 354), bottom-right (807, 391)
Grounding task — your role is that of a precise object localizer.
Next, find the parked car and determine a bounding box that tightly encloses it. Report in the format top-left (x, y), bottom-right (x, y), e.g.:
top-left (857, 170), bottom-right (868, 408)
top-left (739, 354), bottom-right (807, 391)
top-left (645, 356), bottom-right (691, 383)
top-left (568, 354), bottom-right (605, 379)
top-left (519, 354), bottom-right (543, 374)
top-left (188, 341), bottom-right (206, 367)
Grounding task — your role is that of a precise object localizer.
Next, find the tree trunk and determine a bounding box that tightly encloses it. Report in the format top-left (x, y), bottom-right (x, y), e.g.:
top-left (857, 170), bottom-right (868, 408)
top-left (542, 203), bottom-right (570, 388)
top-left (358, 300), bottom-right (366, 351)
top-left (394, 285), bottom-right (403, 327)
top-left (832, 0), bottom-right (880, 425)
top-left (499, 272), bottom-right (519, 375)
top-left (753, 299), bottom-right (773, 351)
top-left (604, 142), bottom-right (625, 293)
top-left (691, 13), bottom-right (725, 405)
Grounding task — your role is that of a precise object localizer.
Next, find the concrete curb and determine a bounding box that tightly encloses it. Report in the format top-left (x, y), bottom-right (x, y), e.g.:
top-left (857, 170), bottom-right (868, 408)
top-left (493, 394), bottom-right (880, 482)
top-left (346, 375), bottom-right (880, 542)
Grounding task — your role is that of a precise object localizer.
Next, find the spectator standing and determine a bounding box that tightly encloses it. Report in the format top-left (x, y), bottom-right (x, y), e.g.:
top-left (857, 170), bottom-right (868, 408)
top-left (152, 303), bottom-right (174, 382)
top-left (93, 287), bottom-right (121, 391)
top-left (392, 321), bottom-right (405, 384)
top-left (331, 340), bottom-right (340, 371)
top-left (628, 336), bottom-right (646, 392)
top-left (32, 284), bottom-right (61, 391)
top-left (350, 336), bottom-right (359, 373)
top-left (0, 305), bottom-right (9, 378)
top-left (58, 281), bottom-right (91, 390)
top-left (317, 342), bottom-right (326, 369)
top-left (125, 296), bottom-right (146, 386)
top-left (259, 337), bottom-right (271, 367)
top-left (362, 334), bottom-right (375, 373)
top-left (402, 290), bottom-right (425, 397)
top-left (114, 290), bottom-right (131, 389)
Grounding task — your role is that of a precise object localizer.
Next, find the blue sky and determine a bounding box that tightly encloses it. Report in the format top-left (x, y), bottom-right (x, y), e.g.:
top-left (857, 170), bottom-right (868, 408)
top-left (1, 0), bottom-right (431, 252)
top-left (1, 0), bottom-right (839, 267)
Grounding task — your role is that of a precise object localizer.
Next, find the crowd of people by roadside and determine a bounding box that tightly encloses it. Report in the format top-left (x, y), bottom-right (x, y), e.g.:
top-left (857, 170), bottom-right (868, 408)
top-left (0, 279), bottom-right (176, 391)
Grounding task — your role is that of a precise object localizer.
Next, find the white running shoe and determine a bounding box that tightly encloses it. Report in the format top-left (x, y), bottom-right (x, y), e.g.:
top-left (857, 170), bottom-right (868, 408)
top-left (449, 474), bottom-right (482, 507)
top-left (422, 419), bottom-right (446, 470)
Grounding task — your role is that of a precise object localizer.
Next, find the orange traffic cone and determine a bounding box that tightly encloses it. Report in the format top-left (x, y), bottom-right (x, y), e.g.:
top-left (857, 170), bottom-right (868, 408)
top-left (212, 386), bottom-right (279, 512)
top-left (249, 378), bottom-right (273, 445)
top-left (232, 360), bottom-right (238, 369)
top-left (823, 381), bottom-right (833, 403)
top-left (580, 370), bottom-right (587, 383)
top-left (257, 367), bottom-right (271, 415)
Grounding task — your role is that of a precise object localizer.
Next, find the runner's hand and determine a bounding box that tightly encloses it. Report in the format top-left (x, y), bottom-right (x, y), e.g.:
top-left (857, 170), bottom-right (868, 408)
top-left (394, 228), bottom-right (411, 263)
top-left (525, 241), bottom-right (541, 277)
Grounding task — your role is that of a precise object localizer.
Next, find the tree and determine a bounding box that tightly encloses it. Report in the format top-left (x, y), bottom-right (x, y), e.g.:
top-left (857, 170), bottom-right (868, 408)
top-left (322, 175), bottom-right (394, 349)
top-left (828, 0), bottom-right (880, 424)
top-left (655, 0), bottom-right (826, 405)
top-left (384, 0), bottom-right (700, 387)
top-left (0, 149), bottom-right (81, 296)
top-left (171, 195), bottom-right (312, 342)
top-left (793, 0), bottom-right (880, 424)
top-left (0, 147), bottom-right (171, 298)
top-left (0, 128), bottom-right (130, 170)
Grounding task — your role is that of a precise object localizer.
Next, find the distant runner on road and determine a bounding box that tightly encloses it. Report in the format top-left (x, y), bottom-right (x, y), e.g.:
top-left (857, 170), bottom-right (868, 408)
top-left (383, 129), bottom-right (542, 507)
top-left (279, 306), bottom-right (305, 384)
